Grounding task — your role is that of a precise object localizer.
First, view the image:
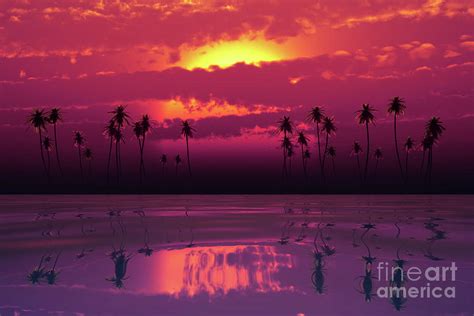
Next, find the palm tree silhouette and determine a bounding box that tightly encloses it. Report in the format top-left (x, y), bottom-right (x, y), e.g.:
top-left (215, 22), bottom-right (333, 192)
top-left (45, 252), bottom-right (61, 285)
top-left (27, 109), bottom-right (49, 178)
top-left (103, 120), bottom-right (117, 184)
top-left (113, 129), bottom-right (125, 183)
top-left (139, 114), bottom-right (151, 178)
top-left (73, 131), bottom-right (85, 180)
top-left (160, 154), bottom-right (167, 176)
top-left (175, 154), bottom-right (182, 176)
top-left (47, 108), bottom-right (63, 175)
top-left (351, 141), bottom-right (363, 183)
top-left (181, 120), bottom-right (195, 177)
top-left (27, 256), bottom-right (46, 285)
top-left (321, 116), bottom-right (337, 181)
top-left (42, 136), bottom-right (53, 176)
top-left (373, 148), bottom-right (383, 178)
top-left (84, 148), bottom-right (93, 177)
top-left (297, 131), bottom-right (310, 178)
top-left (307, 107), bottom-right (325, 180)
top-left (420, 135), bottom-right (434, 177)
top-left (133, 121), bottom-right (144, 182)
top-left (387, 97), bottom-right (406, 181)
top-left (109, 105), bottom-right (130, 178)
top-left (356, 104), bottom-right (376, 182)
top-left (327, 146), bottom-right (336, 175)
top-left (277, 116), bottom-right (293, 178)
top-left (404, 137), bottom-right (415, 181)
top-left (424, 117), bottom-right (445, 184)
top-left (286, 141), bottom-right (294, 177)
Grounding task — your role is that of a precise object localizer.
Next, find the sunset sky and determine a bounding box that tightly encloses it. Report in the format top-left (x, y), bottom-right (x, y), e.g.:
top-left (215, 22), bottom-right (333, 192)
top-left (0, 0), bottom-right (473, 190)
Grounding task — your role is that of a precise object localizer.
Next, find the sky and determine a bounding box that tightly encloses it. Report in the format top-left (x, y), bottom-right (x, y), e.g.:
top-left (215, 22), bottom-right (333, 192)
top-left (0, 0), bottom-right (473, 191)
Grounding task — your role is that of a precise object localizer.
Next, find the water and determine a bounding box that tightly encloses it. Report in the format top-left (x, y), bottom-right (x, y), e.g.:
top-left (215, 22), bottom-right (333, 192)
top-left (0, 195), bottom-right (473, 316)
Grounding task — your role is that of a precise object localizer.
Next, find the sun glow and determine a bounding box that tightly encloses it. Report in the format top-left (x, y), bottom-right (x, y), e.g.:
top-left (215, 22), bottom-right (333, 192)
top-left (180, 36), bottom-right (287, 69)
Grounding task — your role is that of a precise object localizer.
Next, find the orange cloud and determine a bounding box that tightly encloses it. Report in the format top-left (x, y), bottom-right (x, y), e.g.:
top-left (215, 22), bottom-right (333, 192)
top-left (409, 43), bottom-right (436, 59)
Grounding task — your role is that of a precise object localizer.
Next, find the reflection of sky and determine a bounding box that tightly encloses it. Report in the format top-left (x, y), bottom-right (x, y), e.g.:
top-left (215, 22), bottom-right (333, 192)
top-left (148, 245), bottom-right (294, 297)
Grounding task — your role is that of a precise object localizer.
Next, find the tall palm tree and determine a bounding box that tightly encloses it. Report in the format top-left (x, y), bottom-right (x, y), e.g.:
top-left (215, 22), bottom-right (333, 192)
top-left (404, 137), bottom-right (415, 181)
top-left (321, 116), bottom-right (337, 181)
top-left (103, 120), bottom-right (117, 184)
top-left (424, 117), bottom-right (446, 184)
top-left (175, 154), bottom-right (182, 176)
top-left (139, 114), bottom-right (151, 177)
top-left (356, 104), bottom-right (376, 182)
top-left (286, 141), bottom-right (294, 177)
top-left (109, 105), bottom-right (130, 177)
top-left (181, 120), bottom-right (196, 177)
top-left (133, 121), bottom-right (144, 182)
top-left (113, 129), bottom-right (125, 183)
top-left (84, 148), bottom-right (93, 177)
top-left (277, 116), bottom-right (293, 178)
top-left (420, 135), bottom-right (433, 177)
top-left (27, 109), bottom-right (48, 177)
top-left (327, 146), bottom-right (336, 176)
top-left (387, 97), bottom-right (406, 181)
top-left (47, 108), bottom-right (63, 175)
top-left (297, 131), bottom-right (310, 178)
top-left (42, 136), bottom-right (53, 176)
top-left (351, 141), bottom-right (363, 182)
top-left (307, 107), bottom-right (325, 179)
top-left (160, 154), bottom-right (167, 176)
top-left (73, 131), bottom-right (85, 180)
top-left (373, 148), bottom-right (383, 178)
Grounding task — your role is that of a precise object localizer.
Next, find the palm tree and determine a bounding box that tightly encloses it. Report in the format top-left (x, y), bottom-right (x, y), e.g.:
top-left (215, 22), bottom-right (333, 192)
top-left (373, 148), bottom-right (383, 177)
top-left (113, 129), bottom-right (125, 183)
top-left (42, 136), bottom-right (53, 176)
top-left (420, 135), bottom-right (433, 177)
top-left (181, 120), bottom-right (196, 177)
top-left (297, 131), bottom-right (310, 178)
top-left (307, 107), bottom-right (325, 179)
top-left (133, 121), bottom-right (144, 181)
top-left (27, 109), bottom-right (48, 177)
top-left (109, 105), bottom-right (130, 177)
top-left (139, 114), bottom-right (151, 177)
top-left (356, 104), bottom-right (376, 182)
top-left (175, 154), bottom-right (182, 176)
top-left (321, 116), bottom-right (337, 181)
top-left (286, 141), bottom-right (294, 177)
top-left (84, 148), bottom-right (93, 177)
top-left (424, 117), bottom-right (446, 184)
top-left (277, 116), bottom-right (293, 178)
top-left (103, 120), bottom-right (117, 184)
top-left (160, 154), bottom-right (167, 176)
top-left (351, 141), bottom-right (363, 182)
top-left (73, 131), bottom-right (85, 180)
top-left (387, 97), bottom-right (406, 181)
top-left (404, 137), bottom-right (415, 181)
top-left (47, 108), bottom-right (63, 175)
top-left (327, 146), bottom-right (336, 175)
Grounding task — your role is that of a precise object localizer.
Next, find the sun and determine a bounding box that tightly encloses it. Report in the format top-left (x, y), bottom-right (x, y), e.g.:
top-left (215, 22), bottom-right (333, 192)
top-left (180, 36), bottom-right (286, 69)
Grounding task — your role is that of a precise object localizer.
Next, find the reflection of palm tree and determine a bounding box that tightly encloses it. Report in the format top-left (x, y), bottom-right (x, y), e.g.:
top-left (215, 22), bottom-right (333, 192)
top-left (277, 116), bottom-right (293, 178)
top-left (327, 146), bottom-right (336, 175)
top-left (27, 109), bottom-right (48, 178)
top-left (404, 137), bottom-right (415, 181)
top-left (103, 120), bottom-right (117, 183)
top-left (373, 148), bottom-right (383, 178)
top-left (308, 107), bottom-right (325, 180)
top-left (73, 131), bottom-right (85, 180)
top-left (356, 104), bottom-right (376, 182)
top-left (359, 223), bottom-right (376, 302)
top-left (321, 116), bottom-right (337, 181)
top-left (424, 117), bottom-right (446, 185)
top-left (175, 154), bottom-right (182, 176)
top-left (42, 136), bottom-right (53, 176)
top-left (27, 256), bottom-right (46, 284)
top-left (45, 252), bottom-right (61, 285)
top-left (390, 220), bottom-right (407, 311)
top-left (297, 131), bottom-right (310, 178)
top-left (351, 141), bottom-right (363, 183)
top-left (107, 248), bottom-right (131, 288)
top-left (160, 154), bottom-right (167, 176)
top-left (181, 120), bottom-right (196, 177)
top-left (47, 108), bottom-right (63, 175)
top-left (388, 97), bottom-right (406, 181)
top-left (84, 148), bottom-right (93, 177)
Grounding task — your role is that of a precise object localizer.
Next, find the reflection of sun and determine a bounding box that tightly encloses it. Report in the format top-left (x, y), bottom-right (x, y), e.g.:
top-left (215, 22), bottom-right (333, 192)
top-left (180, 35), bottom-right (286, 69)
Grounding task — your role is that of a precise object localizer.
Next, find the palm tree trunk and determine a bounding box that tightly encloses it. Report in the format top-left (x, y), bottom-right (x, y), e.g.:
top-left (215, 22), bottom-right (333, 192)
top-left (46, 150), bottom-right (51, 177)
top-left (322, 133), bottom-right (329, 182)
top-left (115, 141), bottom-right (120, 183)
top-left (405, 151), bottom-right (409, 183)
top-left (374, 159), bottom-right (379, 178)
top-left (289, 156), bottom-right (292, 177)
top-left (301, 145), bottom-right (306, 178)
top-left (282, 131), bottom-right (287, 179)
top-left (141, 134), bottom-right (146, 178)
top-left (78, 146), bottom-right (83, 180)
top-left (53, 123), bottom-right (63, 175)
top-left (429, 148), bottom-right (433, 185)
top-left (316, 123), bottom-right (322, 179)
top-left (176, 164), bottom-right (179, 176)
top-left (88, 160), bottom-right (92, 177)
top-left (332, 157), bottom-right (336, 176)
top-left (356, 155), bottom-right (362, 183)
top-left (107, 138), bottom-right (113, 183)
top-left (424, 147), bottom-right (432, 185)
top-left (364, 122), bottom-right (370, 182)
top-left (420, 150), bottom-right (426, 177)
top-left (38, 130), bottom-right (48, 178)
top-left (394, 115), bottom-right (404, 180)
top-left (186, 135), bottom-right (192, 177)
top-left (137, 136), bottom-right (143, 183)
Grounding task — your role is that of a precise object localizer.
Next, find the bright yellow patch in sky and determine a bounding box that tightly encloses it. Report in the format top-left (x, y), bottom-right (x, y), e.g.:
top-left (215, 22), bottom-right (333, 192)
top-left (180, 36), bottom-right (287, 69)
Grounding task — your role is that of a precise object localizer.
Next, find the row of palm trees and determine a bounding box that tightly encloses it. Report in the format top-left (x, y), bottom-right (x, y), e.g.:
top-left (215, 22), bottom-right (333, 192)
top-left (277, 97), bottom-right (445, 185)
top-left (27, 106), bottom-right (195, 184)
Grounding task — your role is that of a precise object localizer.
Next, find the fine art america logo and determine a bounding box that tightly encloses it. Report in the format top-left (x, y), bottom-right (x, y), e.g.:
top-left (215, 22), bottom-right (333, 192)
top-left (376, 261), bottom-right (457, 299)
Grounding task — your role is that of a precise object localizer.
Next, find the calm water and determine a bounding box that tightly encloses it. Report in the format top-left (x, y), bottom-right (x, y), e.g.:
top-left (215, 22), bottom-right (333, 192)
top-left (0, 195), bottom-right (473, 316)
